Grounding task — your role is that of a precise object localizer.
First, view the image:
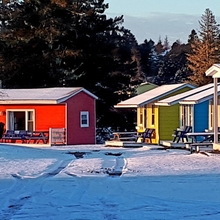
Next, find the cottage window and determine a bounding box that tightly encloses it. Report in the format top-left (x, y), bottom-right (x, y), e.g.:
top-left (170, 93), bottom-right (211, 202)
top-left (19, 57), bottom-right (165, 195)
top-left (139, 108), bottom-right (143, 125)
top-left (80, 111), bottom-right (89, 127)
top-left (209, 99), bottom-right (214, 130)
top-left (6, 109), bottom-right (35, 131)
top-left (28, 111), bottom-right (34, 131)
top-left (180, 105), bottom-right (193, 127)
top-left (151, 104), bottom-right (155, 126)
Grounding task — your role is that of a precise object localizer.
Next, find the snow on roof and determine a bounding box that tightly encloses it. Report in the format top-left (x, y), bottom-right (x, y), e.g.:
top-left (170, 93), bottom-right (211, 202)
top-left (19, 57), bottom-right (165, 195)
top-left (115, 83), bottom-right (194, 108)
top-left (206, 63), bottom-right (220, 78)
top-left (179, 84), bottom-right (220, 104)
top-left (156, 84), bottom-right (213, 106)
top-left (0, 87), bottom-right (98, 104)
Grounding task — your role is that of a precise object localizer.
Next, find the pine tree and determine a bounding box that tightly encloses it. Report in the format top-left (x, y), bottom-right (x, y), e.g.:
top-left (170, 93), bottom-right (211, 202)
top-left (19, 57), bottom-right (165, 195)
top-left (188, 29), bottom-right (199, 44)
top-left (187, 9), bottom-right (220, 86)
top-left (155, 37), bottom-right (163, 55)
top-left (153, 40), bottom-right (191, 85)
top-left (0, 0), bottom-right (141, 129)
top-left (137, 39), bottom-right (155, 79)
top-left (163, 35), bottom-right (170, 51)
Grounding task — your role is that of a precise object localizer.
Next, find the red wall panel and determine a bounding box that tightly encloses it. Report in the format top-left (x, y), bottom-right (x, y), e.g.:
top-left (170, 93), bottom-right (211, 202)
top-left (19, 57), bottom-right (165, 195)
top-left (65, 91), bottom-right (96, 144)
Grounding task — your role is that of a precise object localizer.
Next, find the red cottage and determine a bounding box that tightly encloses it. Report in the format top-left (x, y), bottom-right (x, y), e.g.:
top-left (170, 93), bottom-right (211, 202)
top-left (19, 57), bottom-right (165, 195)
top-left (0, 87), bottom-right (98, 145)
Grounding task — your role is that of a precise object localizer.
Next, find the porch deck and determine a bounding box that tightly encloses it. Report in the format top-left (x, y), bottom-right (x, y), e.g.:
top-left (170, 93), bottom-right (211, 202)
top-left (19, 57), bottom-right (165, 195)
top-left (160, 140), bottom-right (214, 153)
top-left (105, 140), bottom-right (145, 148)
top-left (160, 140), bottom-right (190, 149)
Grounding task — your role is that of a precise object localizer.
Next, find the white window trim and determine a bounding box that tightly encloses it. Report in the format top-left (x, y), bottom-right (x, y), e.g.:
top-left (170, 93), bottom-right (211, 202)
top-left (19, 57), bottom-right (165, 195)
top-left (151, 104), bottom-right (155, 127)
top-left (209, 99), bottom-right (214, 130)
top-left (6, 109), bottom-right (35, 131)
top-left (80, 111), bottom-right (89, 128)
top-left (180, 105), bottom-right (194, 129)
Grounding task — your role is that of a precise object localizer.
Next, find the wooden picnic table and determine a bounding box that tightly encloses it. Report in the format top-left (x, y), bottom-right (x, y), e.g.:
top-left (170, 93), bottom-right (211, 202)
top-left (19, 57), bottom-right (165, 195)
top-left (112, 132), bottom-right (137, 141)
top-left (185, 132), bottom-right (217, 153)
top-left (1, 130), bottom-right (49, 144)
top-left (26, 130), bottom-right (49, 144)
top-left (112, 129), bottom-right (155, 143)
top-left (185, 132), bottom-right (216, 143)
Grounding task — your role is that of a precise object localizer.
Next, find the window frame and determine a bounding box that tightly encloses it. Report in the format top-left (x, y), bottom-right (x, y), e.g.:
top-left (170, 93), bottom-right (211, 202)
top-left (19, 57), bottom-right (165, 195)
top-left (6, 109), bottom-right (35, 131)
top-left (80, 111), bottom-right (89, 128)
top-left (151, 104), bottom-right (155, 126)
top-left (180, 104), bottom-right (193, 128)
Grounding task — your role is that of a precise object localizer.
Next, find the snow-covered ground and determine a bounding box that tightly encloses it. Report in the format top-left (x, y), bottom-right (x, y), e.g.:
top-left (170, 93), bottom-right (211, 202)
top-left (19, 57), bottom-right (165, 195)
top-left (0, 143), bottom-right (220, 220)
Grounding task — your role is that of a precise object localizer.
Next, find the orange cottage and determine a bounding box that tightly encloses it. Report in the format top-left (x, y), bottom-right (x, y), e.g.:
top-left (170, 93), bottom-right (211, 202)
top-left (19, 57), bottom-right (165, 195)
top-left (0, 87), bottom-right (98, 145)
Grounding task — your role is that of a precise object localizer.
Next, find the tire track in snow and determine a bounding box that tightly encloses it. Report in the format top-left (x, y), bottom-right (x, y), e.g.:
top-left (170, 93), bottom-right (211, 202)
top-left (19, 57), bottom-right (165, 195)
top-left (0, 159), bottom-right (73, 219)
top-left (106, 156), bottom-right (127, 176)
top-left (11, 159), bottom-right (73, 179)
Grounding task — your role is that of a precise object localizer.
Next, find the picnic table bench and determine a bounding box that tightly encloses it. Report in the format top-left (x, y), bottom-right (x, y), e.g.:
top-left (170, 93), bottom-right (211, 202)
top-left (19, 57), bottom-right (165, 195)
top-left (185, 132), bottom-right (216, 153)
top-left (112, 132), bottom-right (137, 141)
top-left (1, 130), bottom-right (49, 144)
top-left (112, 128), bottom-right (155, 143)
top-left (26, 131), bottom-right (49, 144)
top-left (189, 142), bottom-right (213, 153)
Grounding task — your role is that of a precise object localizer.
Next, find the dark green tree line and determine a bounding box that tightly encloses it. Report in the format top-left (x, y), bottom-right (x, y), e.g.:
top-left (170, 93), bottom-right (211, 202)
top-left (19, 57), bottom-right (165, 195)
top-left (1, 2), bottom-right (220, 132)
top-left (0, 0), bottom-right (143, 129)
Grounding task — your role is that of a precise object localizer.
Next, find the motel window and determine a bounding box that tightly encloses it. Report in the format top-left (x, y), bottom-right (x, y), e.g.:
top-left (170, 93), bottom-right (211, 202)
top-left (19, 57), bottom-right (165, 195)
top-left (28, 111), bottom-right (34, 131)
top-left (209, 99), bottom-right (214, 130)
top-left (151, 104), bottom-right (155, 126)
top-left (138, 107), bottom-right (147, 130)
top-left (139, 108), bottom-right (143, 125)
top-left (80, 111), bottom-right (89, 127)
top-left (180, 105), bottom-right (193, 128)
top-left (210, 97), bottom-right (220, 130)
top-left (6, 109), bottom-right (35, 131)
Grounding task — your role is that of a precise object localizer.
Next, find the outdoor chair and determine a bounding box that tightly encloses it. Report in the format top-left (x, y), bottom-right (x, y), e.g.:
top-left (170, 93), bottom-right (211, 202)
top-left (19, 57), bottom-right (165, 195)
top-left (172, 126), bottom-right (192, 143)
top-left (140, 128), bottom-right (155, 143)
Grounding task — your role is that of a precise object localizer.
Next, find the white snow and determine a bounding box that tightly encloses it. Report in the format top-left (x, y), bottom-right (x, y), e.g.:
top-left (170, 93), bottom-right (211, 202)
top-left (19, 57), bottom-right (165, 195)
top-left (0, 143), bottom-right (220, 219)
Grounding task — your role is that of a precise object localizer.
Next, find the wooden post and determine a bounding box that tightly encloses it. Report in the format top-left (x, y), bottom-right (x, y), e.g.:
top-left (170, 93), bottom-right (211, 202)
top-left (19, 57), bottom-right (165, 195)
top-left (214, 78), bottom-right (218, 144)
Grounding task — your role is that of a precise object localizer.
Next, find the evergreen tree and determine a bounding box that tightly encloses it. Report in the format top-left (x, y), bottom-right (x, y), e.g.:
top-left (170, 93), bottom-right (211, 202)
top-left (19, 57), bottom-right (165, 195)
top-left (137, 39), bottom-right (156, 80)
top-left (154, 37), bottom-right (163, 55)
top-left (163, 35), bottom-right (170, 51)
top-left (0, 0), bottom-right (141, 129)
top-left (188, 29), bottom-right (199, 45)
top-left (153, 40), bottom-right (190, 85)
top-left (187, 9), bottom-right (220, 86)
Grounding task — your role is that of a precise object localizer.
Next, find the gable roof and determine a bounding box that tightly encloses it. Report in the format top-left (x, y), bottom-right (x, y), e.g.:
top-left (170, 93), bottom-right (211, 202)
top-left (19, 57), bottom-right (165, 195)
top-left (179, 84), bottom-right (220, 104)
top-left (155, 83), bottom-right (213, 106)
top-left (205, 63), bottom-right (220, 78)
top-left (115, 83), bottom-right (195, 108)
top-left (0, 87), bottom-right (98, 104)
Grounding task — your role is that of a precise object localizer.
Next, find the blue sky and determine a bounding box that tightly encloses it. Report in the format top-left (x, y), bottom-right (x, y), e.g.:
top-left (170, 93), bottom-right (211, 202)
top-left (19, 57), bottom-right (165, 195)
top-left (106, 0), bottom-right (220, 17)
top-left (106, 0), bottom-right (220, 44)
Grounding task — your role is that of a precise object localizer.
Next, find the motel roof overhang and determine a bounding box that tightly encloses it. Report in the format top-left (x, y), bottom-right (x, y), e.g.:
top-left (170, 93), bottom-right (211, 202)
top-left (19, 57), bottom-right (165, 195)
top-left (205, 63), bottom-right (220, 77)
top-left (155, 83), bottom-right (215, 106)
top-left (114, 83), bottom-right (195, 108)
top-left (178, 85), bottom-right (220, 105)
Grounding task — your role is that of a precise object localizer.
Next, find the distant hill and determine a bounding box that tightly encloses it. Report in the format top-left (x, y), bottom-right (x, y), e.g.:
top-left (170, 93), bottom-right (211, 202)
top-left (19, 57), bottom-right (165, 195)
top-left (107, 12), bottom-right (218, 44)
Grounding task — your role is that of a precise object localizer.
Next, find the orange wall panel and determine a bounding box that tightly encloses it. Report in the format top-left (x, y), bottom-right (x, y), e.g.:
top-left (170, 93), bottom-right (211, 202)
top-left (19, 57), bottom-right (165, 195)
top-left (0, 104), bottom-right (66, 131)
